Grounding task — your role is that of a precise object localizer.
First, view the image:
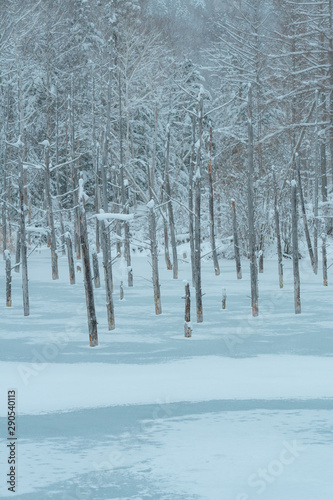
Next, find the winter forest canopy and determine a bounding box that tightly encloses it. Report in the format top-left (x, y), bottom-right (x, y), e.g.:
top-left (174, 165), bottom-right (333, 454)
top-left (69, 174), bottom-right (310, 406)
top-left (1, 0), bottom-right (333, 340)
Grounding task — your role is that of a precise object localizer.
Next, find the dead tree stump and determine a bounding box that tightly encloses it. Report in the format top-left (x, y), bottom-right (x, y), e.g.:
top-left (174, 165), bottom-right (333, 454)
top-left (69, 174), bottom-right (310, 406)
top-left (222, 289), bottom-right (227, 310)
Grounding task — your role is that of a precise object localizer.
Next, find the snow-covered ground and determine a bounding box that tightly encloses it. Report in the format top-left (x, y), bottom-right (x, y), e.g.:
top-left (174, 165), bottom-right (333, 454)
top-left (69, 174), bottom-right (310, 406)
top-left (0, 248), bottom-right (333, 499)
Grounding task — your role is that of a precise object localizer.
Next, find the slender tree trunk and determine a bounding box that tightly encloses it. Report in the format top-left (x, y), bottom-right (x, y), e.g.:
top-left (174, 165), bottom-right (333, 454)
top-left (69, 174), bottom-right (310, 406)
top-left (2, 203), bottom-right (7, 259)
top-left (194, 94), bottom-right (204, 323)
top-left (55, 90), bottom-right (66, 256)
top-left (296, 154), bottom-right (316, 273)
top-left (17, 68), bottom-right (29, 316)
top-left (5, 250), bottom-right (11, 307)
top-left (258, 234), bottom-right (264, 274)
top-left (194, 169), bottom-right (203, 323)
top-left (273, 171), bottom-right (283, 288)
top-left (184, 282), bottom-right (191, 337)
top-left (326, 0), bottom-right (333, 188)
top-left (208, 126), bottom-right (220, 276)
top-left (161, 188), bottom-right (172, 270)
top-left (95, 162), bottom-right (101, 254)
top-left (322, 236), bottom-right (328, 286)
top-left (189, 132), bottom-right (196, 287)
top-left (56, 171), bottom-right (66, 256)
top-left (19, 140), bottom-right (29, 317)
top-left (247, 85), bottom-right (258, 317)
top-left (2, 91), bottom-right (9, 258)
top-left (79, 179), bottom-right (98, 347)
top-left (231, 199), bottom-right (242, 279)
top-left (92, 75), bottom-right (101, 254)
top-left (147, 116), bottom-right (162, 315)
top-left (101, 219), bottom-right (115, 330)
top-left (101, 128), bottom-right (114, 295)
top-left (291, 180), bottom-right (301, 314)
top-left (164, 125), bottom-right (178, 279)
top-left (15, 230), bottom-right (20, 273)
top-left (2, 140), bottom-right (7, 259)
top-left (314, 91), bottom-right (319, 274)
top-left (91, 244), bottom-right (100, 288)
top-left (44, 143), bottom-right (59, 280)
top-left (118, 71), bottom-right (132, 287)
top-left (123, 180), bottom-right (133, 287)
top-left (65, 232), bottom-right (75, 285)
top-left (7, 144), bottom-right (12, 245)
top-left (69, 82), bottom-right (80, 261)
top-left (320, 93), bottom-right (328, 204)
top-left (148, 201), bottom-right (162, 315)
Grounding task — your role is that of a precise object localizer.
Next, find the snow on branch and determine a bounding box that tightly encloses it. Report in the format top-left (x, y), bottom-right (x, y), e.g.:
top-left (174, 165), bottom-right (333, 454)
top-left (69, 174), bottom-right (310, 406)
top-left (95, 212), bottom-right (135, 222)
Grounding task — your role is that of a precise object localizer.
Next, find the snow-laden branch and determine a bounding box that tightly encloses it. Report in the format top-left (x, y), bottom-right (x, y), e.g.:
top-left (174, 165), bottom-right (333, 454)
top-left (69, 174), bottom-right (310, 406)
top-left (95, 212), bottom-right (135, 222)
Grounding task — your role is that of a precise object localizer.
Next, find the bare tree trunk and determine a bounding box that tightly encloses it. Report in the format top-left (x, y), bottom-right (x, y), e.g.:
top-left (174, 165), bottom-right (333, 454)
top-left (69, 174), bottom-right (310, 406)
top-left (65, 232), bottom-right (75, 285)
top-left (5, 250), bottom-right (11, 307)
top-left (56, 171), bottom-right (66, 256)
top-left (123, 180), bottom-right (133, 287)
top-left (314, 90), bottom-right (319, 274)
top-left (101, 219), bottom-right (115, 330)
top-left (79, 179), bottom-right (98, 347)
top-left (68, 82), bottom-right (81, 261)
top-left (320, 92), bottom-right (328, 204)
top-left (194, 168), bottom-right (203, 323)
top-left (118, 71), bottom-right (133, 287)
top-left (147, 119), bottom-right (162, 314)
top-left (2, 90), bottom-right (9, 259)
top-left (247, 85), bottom-right (258, 317)
top-left (161, 188), bottom-right (172, 270)
top-left (258, 234), bottom-right (264, 274)
top-left (91, 244), bottom-right (100, 288)
top-left (322, 236), bottom-right (328, 286)
top-left (44, 143), bottom-right (59, 280)
top-left (101, 126), bottom-right (114, 295)
top-left (2, 203), bottom-right (7, 259)
top-left (92, 75), bottom-right (101, 255)
top-left (296, 154), bottom-right (316, 273)
top-left (148, 201), bottom-right (162, 315)
top-left (231, 199), bottom-right (242, 279)
top-left (189, 135), bottom-right (196, 287)
top-left (2, 140), bottom-right (7, 259)
top-left (95, 175), bottom-right (101, 254)
top-left (184, 282), bottom-right (191, 337)
top-left (14, 231), bottom-right (20, 273)
top-left (208, 126), bottom-right (220, 276)
top-left (194, 94), bottom-right (204, 323)
top-left (273, 171), bottom-right (283, 288)
top-left (163, 213), bottom-right (172, 270)
top-left (164, 125), bottom-right (178, 279)
top-left (55, 92), bottom-right (66, 256)
top-left (19, 140), bottom-right (29, 317)
top-left (291, 180), bottom-right (301, 314)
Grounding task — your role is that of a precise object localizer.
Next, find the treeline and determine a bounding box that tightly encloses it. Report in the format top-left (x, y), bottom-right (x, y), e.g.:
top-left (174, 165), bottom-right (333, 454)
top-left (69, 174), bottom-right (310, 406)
top-left (0, 0), bottom-right (331, 338)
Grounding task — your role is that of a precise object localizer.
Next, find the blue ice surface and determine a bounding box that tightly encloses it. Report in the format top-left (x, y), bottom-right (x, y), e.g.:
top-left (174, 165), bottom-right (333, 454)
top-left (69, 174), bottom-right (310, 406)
top-left (0, 252), bottom-right (332, 499)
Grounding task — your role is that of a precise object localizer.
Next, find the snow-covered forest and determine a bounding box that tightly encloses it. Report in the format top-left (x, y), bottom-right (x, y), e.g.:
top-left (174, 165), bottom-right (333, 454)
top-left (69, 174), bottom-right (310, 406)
top-left (1, 1), bottom-right (333, 498)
